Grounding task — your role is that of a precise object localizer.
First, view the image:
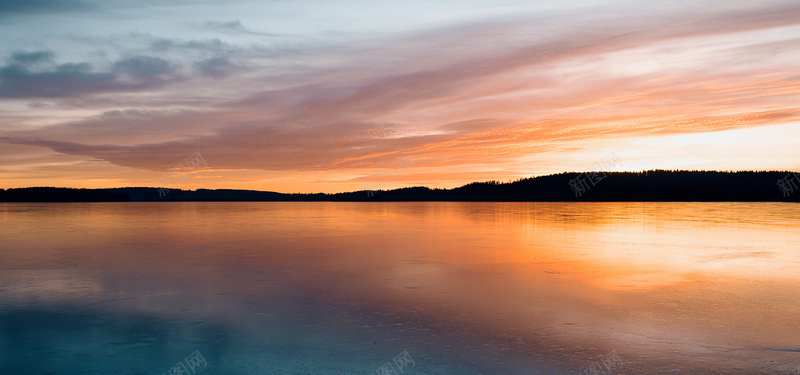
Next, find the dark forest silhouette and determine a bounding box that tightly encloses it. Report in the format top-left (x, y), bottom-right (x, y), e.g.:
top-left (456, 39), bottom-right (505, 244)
top-left (2, 170), bottom-right (799, 202)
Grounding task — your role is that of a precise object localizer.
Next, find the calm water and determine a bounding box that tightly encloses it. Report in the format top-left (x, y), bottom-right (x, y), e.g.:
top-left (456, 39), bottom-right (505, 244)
top-left (2, 202), bottom-right (800, 374)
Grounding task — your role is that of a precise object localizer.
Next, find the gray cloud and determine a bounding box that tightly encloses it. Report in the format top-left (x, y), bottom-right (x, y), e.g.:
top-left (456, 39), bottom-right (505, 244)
top-left (0, 0), bottom-right (93, 15)
top-left (193, 56), bottom-right (238, 78)
top-left (203, 20), bottom-right (281, 37)
top-left (205, 20), bottom-right (249, 33)
top-left (0, 62), bottom-right (114, 98)
top-left (0, 55), bottom-right (180, 98)
top-left (150, 38), bottom-right (236, 54)
top-left (10, 50), bottom-right (55, 64)
top-left (113, 55), bottom-right (174, 80)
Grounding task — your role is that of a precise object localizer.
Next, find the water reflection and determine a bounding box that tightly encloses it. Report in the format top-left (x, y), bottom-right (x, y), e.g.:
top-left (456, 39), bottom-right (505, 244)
top-left (1, 202), bottom-right (800, 374)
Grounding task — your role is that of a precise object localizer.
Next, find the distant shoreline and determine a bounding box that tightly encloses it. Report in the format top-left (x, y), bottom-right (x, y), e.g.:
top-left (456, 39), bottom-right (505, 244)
top-left (2, 170), bottom-right (799, 202)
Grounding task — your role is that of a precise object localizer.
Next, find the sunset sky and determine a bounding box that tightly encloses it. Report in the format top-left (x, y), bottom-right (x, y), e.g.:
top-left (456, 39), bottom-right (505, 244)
top-left (1, 0), bottom-right (800, 193)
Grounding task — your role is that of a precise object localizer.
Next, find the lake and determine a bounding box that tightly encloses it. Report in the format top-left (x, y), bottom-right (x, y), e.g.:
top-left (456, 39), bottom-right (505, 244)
top-left (1, 202), bottom-right (799, 374)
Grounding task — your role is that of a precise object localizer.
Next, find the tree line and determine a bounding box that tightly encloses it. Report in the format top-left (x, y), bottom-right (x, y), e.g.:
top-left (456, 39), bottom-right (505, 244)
top-left (1, 170), bottom-right (798, 202)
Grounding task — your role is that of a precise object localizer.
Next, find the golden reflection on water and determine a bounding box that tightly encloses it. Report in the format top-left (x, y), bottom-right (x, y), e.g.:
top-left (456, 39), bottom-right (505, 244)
top-left (3, 202), bottom-right (800, 373)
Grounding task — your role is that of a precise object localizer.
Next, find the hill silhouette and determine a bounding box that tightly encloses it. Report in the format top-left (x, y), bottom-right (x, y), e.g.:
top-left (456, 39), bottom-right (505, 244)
top-left (1, 170), bottom-right (799, 202)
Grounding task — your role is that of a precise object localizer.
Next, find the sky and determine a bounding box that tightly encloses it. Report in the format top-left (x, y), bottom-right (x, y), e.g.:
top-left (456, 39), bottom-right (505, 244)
top-left (1, 0), bottom-right (800, 193)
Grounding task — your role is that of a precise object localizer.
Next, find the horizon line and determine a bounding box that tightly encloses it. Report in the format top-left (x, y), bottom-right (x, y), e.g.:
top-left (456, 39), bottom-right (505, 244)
top-left (3, 169), bottom-right (797, 196)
